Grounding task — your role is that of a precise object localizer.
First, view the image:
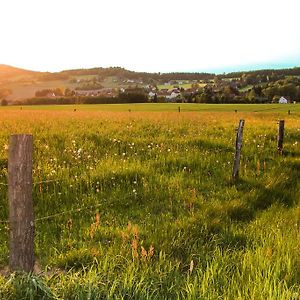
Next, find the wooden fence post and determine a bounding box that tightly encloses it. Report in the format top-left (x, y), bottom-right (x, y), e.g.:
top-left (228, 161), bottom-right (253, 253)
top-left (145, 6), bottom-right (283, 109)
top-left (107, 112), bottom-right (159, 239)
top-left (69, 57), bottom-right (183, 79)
top-left (178, 106), bottom-right (181, 113)
top-left (232, 120), bottom-right (245, 182)
top-left (277, 120), bottom-right (285, 154)
top-left (8, 134), bottom-right (35, 272)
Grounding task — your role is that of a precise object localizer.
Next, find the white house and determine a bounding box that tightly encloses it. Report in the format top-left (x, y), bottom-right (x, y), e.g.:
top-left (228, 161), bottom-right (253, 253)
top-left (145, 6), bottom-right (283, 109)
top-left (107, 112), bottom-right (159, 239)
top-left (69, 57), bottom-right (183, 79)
top-left (166, 91), bottom-right (181, 102)
top-left (148, 91), bottom-right (156, 100)
top-left (279, 97), bottom-right (288, 104)
top-left (148, 91), bottom-right (156, 98)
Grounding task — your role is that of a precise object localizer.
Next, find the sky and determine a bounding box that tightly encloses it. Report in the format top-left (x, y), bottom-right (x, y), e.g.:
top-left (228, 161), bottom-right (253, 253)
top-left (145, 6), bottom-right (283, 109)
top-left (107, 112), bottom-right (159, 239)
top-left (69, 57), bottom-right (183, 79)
top-left (1, 0), bottom-right (300, 73)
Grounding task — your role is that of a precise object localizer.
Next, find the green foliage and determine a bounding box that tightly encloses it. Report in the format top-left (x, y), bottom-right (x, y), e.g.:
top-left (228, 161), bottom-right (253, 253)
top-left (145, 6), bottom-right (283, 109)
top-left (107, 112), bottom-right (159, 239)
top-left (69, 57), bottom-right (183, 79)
top-left (0, 273), bottom-right (56, 300)
top-left (1, 99), bottom-right (8, 106)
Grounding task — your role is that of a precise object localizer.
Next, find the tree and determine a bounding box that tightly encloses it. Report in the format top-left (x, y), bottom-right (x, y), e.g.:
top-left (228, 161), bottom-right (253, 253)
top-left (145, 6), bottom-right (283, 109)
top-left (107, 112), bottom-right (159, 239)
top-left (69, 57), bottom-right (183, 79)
top-left (1, 99), bottom-right (8, 106)
top-left (65, 88), bottom-right (75, 97)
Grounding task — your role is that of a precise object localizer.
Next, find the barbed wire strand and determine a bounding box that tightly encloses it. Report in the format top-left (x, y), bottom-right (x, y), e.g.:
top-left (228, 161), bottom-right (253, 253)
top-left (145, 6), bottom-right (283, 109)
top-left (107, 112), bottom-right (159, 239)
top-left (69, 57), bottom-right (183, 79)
top-left (0, 203), bottom-right (102, 225)
top-left (35, 202), bottom-right (104, 222)
top-left (1, 194), bottom-right (134, 224)
top-left (0, 179), bottom-right (65, 187)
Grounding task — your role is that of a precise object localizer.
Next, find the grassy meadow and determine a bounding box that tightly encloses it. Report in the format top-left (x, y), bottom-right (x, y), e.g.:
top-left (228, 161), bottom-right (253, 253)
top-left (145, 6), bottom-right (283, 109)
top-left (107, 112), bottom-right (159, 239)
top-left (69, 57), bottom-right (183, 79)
top-left (1, 103), bottom-right (300, 113)
top-left (0, 106), bottom-right (300, 299)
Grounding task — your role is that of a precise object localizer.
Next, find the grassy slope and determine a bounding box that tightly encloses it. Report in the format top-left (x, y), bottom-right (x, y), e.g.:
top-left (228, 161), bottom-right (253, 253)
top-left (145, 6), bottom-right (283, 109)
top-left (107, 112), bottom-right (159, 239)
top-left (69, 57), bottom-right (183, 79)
top-left (5, 80), bottom-right (77, 101)
top-left (157, 83), bottom-right (207, 90)
top-left (0, 110), bottom-right (299, 299)
top-left (3, 76), bottom-right (136, 101)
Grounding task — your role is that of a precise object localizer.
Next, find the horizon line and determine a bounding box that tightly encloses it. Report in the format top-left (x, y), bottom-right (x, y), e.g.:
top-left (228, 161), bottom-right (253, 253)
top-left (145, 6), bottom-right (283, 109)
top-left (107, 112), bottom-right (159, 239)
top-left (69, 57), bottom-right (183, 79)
top-left (1, 62), bottom-right (300, 75)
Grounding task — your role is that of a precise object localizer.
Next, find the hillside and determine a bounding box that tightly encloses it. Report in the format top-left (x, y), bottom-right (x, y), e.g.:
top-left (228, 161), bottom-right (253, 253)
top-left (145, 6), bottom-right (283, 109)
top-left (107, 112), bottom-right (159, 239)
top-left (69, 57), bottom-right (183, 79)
top-left (0, 64), bottom-right (39, 81)
top-left (1, 64), bottom-right (300, 102)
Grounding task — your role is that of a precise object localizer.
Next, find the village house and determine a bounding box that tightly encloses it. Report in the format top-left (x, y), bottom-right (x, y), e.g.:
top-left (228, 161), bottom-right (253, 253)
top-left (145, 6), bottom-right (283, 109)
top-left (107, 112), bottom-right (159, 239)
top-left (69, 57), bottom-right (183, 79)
top-left (279, 96), bottom-right (288, 104)
top-left (166, 91), bottom-right (181, 102)
top-left (75, 88), bottom-right (116, 97)
top-left (46, 92), bottom-right (56, 98)
top-left (148, 91), bottom-right (156, 100)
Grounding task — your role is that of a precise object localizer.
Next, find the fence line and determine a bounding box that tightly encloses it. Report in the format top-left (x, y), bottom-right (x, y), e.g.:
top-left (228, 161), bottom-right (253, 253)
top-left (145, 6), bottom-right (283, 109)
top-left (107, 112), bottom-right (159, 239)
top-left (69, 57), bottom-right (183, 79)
top-left (2, 119), bottom-right (289, 272)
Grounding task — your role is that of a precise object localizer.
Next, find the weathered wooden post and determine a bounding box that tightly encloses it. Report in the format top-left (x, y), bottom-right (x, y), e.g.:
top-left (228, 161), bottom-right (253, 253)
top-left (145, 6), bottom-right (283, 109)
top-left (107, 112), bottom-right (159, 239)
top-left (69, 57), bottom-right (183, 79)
top-left (232, 120), bottom-right (245, 182)
top-left (178, 106), bottom-right (181, 113)
top-left (288, 110), bottom-right (291, 115)
top-left (8, 134), bottom-right (35, 272)
top-left (277, 120), bottom-right (285, 154)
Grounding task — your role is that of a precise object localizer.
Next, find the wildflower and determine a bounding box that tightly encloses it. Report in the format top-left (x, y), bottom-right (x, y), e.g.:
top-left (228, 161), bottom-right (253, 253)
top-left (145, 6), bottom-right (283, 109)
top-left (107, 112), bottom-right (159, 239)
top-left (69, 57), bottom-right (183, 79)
top-left (141, 246), bottom-right (147, 260)
top-left (148, 245), bottom-right (154, 258)
top-left (131, 239), bottom-right (139, 258)
top-left (189, 260), bottom-right (194, 274)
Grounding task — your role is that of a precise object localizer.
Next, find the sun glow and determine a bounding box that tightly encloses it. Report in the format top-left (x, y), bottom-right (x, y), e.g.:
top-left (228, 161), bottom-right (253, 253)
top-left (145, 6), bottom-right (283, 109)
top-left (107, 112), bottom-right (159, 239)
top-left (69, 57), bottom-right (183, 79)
top-left (1, 0), bottom-right (300, 72)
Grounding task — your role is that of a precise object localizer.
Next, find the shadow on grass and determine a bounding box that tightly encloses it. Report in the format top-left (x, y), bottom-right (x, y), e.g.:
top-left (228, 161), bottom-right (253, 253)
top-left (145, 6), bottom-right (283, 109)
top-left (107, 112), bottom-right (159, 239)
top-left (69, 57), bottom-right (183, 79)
top-left (235, 161), bottom-right (300, 211)
top-left (188, 139), bottom-right (233, 153)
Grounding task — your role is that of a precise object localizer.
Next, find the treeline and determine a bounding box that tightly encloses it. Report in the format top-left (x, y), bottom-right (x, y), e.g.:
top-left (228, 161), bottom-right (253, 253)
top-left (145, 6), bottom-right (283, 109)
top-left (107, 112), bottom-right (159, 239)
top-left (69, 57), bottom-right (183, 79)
top-left (260, 77), bottom-right (300, 101)
top-left (16, 88), bottom-right (148, 105)
top-left (48, 66), bottom-right (300, 83)
top-left (191, 76), bottom-right (300, 104)
top-left (35, 88), bottom-right (64, 97)
top-left (17, 96), bottom-right (148, 106)
top-left (221, 67), bottom-right (300, 80)
top-left (53, 67), bottom-right (215, 83)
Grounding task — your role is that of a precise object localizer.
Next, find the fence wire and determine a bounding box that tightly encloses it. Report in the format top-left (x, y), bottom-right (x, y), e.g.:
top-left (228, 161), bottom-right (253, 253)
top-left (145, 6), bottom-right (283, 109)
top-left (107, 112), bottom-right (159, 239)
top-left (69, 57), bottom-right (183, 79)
top-left (0, 194), bottom-right (134, 225)
top-left (35, 202), bottom-right (104, 222)
top-left (0, 179), bottom-right (60, 187)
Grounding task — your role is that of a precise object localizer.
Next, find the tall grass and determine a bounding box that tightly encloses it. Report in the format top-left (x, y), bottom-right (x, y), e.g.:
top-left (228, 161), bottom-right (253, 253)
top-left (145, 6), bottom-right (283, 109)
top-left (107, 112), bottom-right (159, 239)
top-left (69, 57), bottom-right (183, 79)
top-left (0, 110), bottom-right (299, 299)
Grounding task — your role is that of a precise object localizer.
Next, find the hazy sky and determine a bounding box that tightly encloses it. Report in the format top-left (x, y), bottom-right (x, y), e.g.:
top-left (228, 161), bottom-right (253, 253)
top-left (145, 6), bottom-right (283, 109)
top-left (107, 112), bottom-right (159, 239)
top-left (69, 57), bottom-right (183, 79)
top-left (1, 0), bottom-right (300, 73)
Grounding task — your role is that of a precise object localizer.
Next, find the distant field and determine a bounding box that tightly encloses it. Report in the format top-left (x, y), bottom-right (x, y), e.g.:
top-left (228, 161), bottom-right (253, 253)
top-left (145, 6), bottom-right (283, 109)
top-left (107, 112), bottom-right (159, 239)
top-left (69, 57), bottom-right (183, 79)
top-left (239, 85), bottom-right (253, 92)
top-left (1, 103), bottom-right (299, 113)
top-left (157, 83), bottom-right (206, 90)
top-left (3, 76), bottom-right (140, 100)
top-left (5, 80), bottom-right (76, 100)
